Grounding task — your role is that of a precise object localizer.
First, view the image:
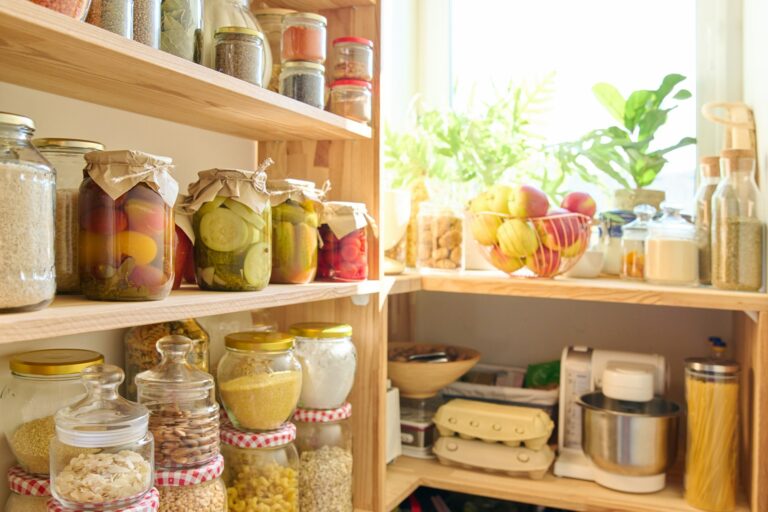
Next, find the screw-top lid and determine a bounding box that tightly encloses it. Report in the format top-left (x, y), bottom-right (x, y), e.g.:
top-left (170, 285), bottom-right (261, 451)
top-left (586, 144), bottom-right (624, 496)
top-left (220, 421), bottom-right (296, 448)
top-left (33, 139), bottom-right (105, 151)
top-left (8, 466), bottom-right (51, 497)
top-left (0, 112), bottom-right (35, 130)
top-left (333, 36), bottom-right (374, 48)
top-left (135, 336), bottom-right (216, 403)
top-left (686, 357), bottom-right (740, 376)
top-left (155, 455), bottom-right (224, 487)
top-left (215, 26), bottom-right (264, 39)
top-left (284, 12), bottom-right (327, 25)
top-left (10, 349), bottom-right (104, 377)
top-left (282, 61), bottom-right (325, 71)
top-left (225, 331), bottom-right (295, 351)
top-left (251, 7), bottom-right (295, 16)
top-left (289, 322), bottom-right (353, 339)
top-left (47, 487), bottom-right (159, 512)
top-left (293, 403), bottom-right (352, 422)
top-left (331, 79), bottom-right (372, 90)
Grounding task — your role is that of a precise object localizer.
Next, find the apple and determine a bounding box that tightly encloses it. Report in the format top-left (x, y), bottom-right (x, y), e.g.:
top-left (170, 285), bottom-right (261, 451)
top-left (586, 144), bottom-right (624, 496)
top-left (561, 239), bottom-right (586, 258)
top-left (125, 199), bottom-right (167, 234)
top-left (470, 214), bottom-right (503, 246)
top-left (497, 219), bottom-right (539, 258)
top-left (83, 207), bottom-right (128, 235)
top-left (469, 191), bottom-right (492, 213)
top-left (526, 246), bottom-right (562, 277)
top-left (508, 185), bottom-right (550, 218)
top-left (486, 184), bottom-right (514, 214)
top-left (537, 209), bottom-right (580, 250)
top-left (561, 191), bottom-right (597, 218)
top-left (488, 246), bottom-right (524, 274)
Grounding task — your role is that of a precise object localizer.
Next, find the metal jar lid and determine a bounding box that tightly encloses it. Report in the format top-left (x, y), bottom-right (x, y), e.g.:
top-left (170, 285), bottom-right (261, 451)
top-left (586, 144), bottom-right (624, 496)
top-left (0, 112), bottom-right (35, 130)
top-left (289, 322), bottom-right (353, 339)
top-left (225, 331), bottom-right (295, 351)
top-left (685, 357), bottom-right (740, 376)
top-left (10, 349), bottom-right (104, 376)
top-left (33, 138), bottom-right (104, 151)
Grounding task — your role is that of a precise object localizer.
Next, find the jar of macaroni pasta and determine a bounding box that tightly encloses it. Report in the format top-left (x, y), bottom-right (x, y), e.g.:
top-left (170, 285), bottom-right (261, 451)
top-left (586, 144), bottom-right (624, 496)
top-left (155, 455), bottom-right (226, 512)
top-left (5, 466), bottom-right (50, 512)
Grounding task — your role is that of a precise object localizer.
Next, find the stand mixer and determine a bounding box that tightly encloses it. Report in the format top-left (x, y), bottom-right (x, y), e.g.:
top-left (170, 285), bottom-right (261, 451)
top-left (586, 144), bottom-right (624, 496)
top-left (382, 189), bottom-right (411, 275)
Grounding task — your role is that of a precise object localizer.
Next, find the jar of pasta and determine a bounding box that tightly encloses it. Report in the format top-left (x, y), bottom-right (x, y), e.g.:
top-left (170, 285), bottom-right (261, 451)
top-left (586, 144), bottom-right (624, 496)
top-left (6, 466), bottom-right (50, 512)
top-left (156, 455), bottom-right (226, 512)
top-left (47, 488), bottom-right (159, 512)
top-left (281, 12), bottom-right (326, 63)
top-left (416, 202), bottom-right (464, 272)
top-left (332, 37), bottom-right (373, 81)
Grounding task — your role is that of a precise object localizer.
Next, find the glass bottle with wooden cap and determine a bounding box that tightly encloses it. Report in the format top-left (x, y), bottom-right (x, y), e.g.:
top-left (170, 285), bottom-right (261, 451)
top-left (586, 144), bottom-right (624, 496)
top-left (695, 156), bottom-right (720, 285)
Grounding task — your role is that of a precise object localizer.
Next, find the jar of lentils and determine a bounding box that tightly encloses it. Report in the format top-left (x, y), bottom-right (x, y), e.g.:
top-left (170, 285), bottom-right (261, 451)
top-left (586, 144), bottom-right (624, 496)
top-left (6, 466), bottom-right (51, 512)
top-left (279, 62), bottom-right (325, 108)
top-left (332, 37), bottom-right (373, 81)
top-left (155, 455), bottom-right (226, 512)
top-left (215, 27), bottom-right (265, 87)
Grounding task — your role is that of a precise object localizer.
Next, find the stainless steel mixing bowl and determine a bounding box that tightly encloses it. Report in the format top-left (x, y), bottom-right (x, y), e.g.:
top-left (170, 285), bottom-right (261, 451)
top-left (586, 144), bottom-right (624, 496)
top-left (578, 391), bottom-right (681, 475)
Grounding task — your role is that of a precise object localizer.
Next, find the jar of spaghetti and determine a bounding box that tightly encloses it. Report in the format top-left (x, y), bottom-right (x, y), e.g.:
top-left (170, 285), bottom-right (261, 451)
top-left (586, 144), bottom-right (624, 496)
top-left (281, 12), bottom-right (326, 63)
top-left (332, 37), bottom-right (373, 81)
top-left (330, 80), bottom-right (372, 125)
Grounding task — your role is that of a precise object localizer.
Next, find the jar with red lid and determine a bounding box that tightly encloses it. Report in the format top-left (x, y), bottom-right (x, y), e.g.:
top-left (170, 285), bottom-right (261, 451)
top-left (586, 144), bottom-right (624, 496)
top-left (281, 12), bottom-right (326, 63)
top-left (332, 37), bottom-right (373, 81)
top-left (6, 466), bottom-right (50, 512)
top-left (330, 80), bottom-right (372, 125)
top-left (318, 202), bottom-right (375, 282)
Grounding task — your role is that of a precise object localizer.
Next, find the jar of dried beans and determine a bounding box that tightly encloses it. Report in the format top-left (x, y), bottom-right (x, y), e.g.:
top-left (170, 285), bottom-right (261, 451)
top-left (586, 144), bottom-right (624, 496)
top-left (330, 80), bottom-right (372, 125)
top-left (332, 37), bottom-right (373, 81)
top-left (156, 454), bottom-right (226, 512)
top-left (281, 12), bottom-right (326, 63)
top-left (5, 467), bottom-right (50, 512)
top-left (318, 201), bottom-right (375, 282)
top-left (279, 61), bottom-right (325, 108)
top-left (215, 27), bottom-right (265, 87)
top-left (416, 202), bottom-right (464, 272)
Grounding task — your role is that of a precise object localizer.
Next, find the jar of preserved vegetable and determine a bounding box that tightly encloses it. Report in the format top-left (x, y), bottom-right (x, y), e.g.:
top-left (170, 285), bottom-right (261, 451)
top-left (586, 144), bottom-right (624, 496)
top-left (47, 488), bottom-right (159, 512)
top-left (51, 365), bottom-right (154, 510)
top-left (34, 138), bottom-right (105, 294)
top-left (173, 196), bottom-right (196, 290)
top-left (293, 404), bottom-right (353, 512)
top-left (214, 27), bottom-right (265, 86)
top-left (332, 37), bottom-right (373, 81)
top-left (252, 8), bottom-right (295, 92)
top-left (160, 0), bottom-right (202, 62)
top-left (0, 112), bottom-right (56, 313)
top-left (0, 349), bottom-right (104, 475)
top-left (87, 0), bottom-right (134, 38)
top-left (220, 422), bottom-right (298, 512)
top-left (644, 204), bottom-right (698, 286)
top-left (695, 156), bottom-right (720, 286)
top-left (5, 467), bottom-right (50, 512)
top-left (133, 0), bottom-right (160, 47)
top-left (318, 202), bottom-right (375, 281)
top-left (218, 332), bottom-right (302, 432)
top-left (330, 80), bottom-right (372, 125)
top-left (279, 62), bottom-right (325, 108)
top-left (416, 202), bottom-right (464, 272)
top-left (155, 455), bottom-right (226, 512)
top-left (282, 12), bottom-right (326, 63)
top-left (620, 204), bottom-right (655, 281)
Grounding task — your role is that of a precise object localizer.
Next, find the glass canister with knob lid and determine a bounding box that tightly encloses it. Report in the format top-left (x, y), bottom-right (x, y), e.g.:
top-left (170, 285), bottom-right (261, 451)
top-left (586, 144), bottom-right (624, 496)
top-left (644, 204), bottom-right (698, 286)
top-left (620, 204), bottom-right (655, 281)
top-left (5, 466), bottom-right (50, 512)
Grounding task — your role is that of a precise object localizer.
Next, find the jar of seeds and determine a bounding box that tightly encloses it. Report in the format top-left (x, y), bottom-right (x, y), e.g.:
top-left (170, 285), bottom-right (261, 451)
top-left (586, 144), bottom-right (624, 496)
top-left (87, 0), bottom-right (134, 38)
top-left (214, 27), bottom-right (265, 86)
top-left (279, 62), bottom-right (325, 109)
top-left (133, 0), bottom-right (160, 47)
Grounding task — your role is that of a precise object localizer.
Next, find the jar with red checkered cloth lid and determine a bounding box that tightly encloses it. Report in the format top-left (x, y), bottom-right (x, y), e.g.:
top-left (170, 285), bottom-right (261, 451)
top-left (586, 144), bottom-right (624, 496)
top-left (6, 466), bottom-right (51, 512)
top-left (219, 422), bottom-right (298, 512)
top-left (293, 404), bottom-right (353, 512)
top-left (46, 487), bottom-right (159, 512)
top-left (154, 455), bottom-right (226, 512)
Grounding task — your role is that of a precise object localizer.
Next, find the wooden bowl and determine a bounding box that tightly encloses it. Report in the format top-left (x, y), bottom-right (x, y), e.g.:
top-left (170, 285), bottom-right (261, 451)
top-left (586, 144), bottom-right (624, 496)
top-left (388, 342), bottom-right (480, 399)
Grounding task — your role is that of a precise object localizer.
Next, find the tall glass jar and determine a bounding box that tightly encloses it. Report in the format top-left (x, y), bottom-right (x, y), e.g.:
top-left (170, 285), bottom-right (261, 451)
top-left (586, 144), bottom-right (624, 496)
top-left (332, 37), bottom-right (374, 81)
top-left (156, 455), bottom-right (226, 512)
top-left (695, 156), bottom-right (720, 286)
top-left (330, 80), bottom-right (372, 125)
top-left (214, 27), bottom-right (265, 86)
top-left (644, 205), bottom-right (698, 286)
top-left (711, 149), bottom-right (764, 291)
top-left (0, 112), bottom-right (55, 313)
top-left (0, 349), bottom-right (104, 476)
top-left (620, 204), bottom-right (655, 281)
top-left (34, 138), bottom-right (105, 294)
top-left (281, 12), bottom-right (326, 63)
top-left (51, 365), bottom-right (154, 510)
top-left (417, 202), bottom-right (464, 272)
top-left (318, 201), bottom-right (373, 282)
top-left (133, 0), bottom-right (161, 48)
top-left (87, 0), bottom-right (134, 38)
top-left (217, 332), bottom-right (302, 432)
top-left (252, 8), bottom-right (295, 92)
top-left (160, 0), bottom-right (202, 62)
top-left (294, 405), bottom-right (353, 512)
top-left (5, 467), bottom-right (50, 512)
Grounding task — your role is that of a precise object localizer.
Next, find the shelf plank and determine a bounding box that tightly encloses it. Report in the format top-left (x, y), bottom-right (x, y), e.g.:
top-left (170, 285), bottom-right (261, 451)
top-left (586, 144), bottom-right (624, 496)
top-left (262, 0), bottom-right (374, 9)
top-left (0, 0), bottom-right (370, 141)
top-left (386, 456), bottom-right (749, 512)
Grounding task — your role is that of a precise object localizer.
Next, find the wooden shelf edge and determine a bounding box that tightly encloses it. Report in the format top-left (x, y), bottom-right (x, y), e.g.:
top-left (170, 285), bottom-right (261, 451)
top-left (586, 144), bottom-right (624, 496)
top-left (265, 0), bottom-right (375, 9)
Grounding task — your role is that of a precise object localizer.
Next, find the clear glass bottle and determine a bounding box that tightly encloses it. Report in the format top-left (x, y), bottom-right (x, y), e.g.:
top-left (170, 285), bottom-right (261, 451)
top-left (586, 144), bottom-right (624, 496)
top-left (711, 149), bottom-right (764, 291)
top-left (34, 138), bottom-right (105, 294)
top-left (332, 37), bottom-right (374, 81)
top-left (279, 61), bottom-right (325, 108)
top-left (644, 204), bottom-right (698, 286)
top-left (620, 204), bottom-right (655, 281)
top-left (133, 0), bottom-right (161, 48)
top-left (51, 365), bottom-right (154, 510)
top-left (160, 0), bottom-right (202, 62)
top-left (252, 8), bottom-right (295, 92)
top-left (156, 455), bottom-right (226, 512)
top-left (5, 466), bottom-right (50, 512)
top-left (417, 202), bottom-right (464, 272)
top-left (87, 0), bottom-right (134, 38)
top-left (330, 80), bottom-right (372, 125)
top-left (317, 202), bottom-right (372, 282)
top-left (0, 112), bottom-right (56, 313)
top-left (214, 27), bottom-right (265, 86)
top-left (281, 12), bottom-right (327, 63)
top-left (294, 405), bottom-right (353, 512)
top-left (695, 156), bottom-right (720, 286)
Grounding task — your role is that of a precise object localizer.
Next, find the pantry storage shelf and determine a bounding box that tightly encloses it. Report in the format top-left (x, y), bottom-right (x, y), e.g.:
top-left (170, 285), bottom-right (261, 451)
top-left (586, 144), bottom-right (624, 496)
top-left (0, 0), bottom-right (371, 141)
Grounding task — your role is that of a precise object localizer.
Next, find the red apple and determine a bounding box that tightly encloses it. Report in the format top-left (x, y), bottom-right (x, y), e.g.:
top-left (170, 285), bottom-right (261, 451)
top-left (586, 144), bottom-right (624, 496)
top-left (561, 191), bottom-right (597, 218)
top-left (537, 209), bottom-right (580, 250)
top-left (507, 185), bottom-right (550, 218)
top-left (173, 226), bottom-right (193, 289)
top-left (526, 246), bottom-right (562, 277)
top-left (125, 199), bottom-right (167, 234)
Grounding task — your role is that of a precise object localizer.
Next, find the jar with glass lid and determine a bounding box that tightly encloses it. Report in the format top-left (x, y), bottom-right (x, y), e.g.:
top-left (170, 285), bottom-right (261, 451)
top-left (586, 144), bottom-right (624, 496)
top-left (330, 80), bottom-right (372, 125)
top-left (0, 112), bottom-right (55, 313)
top-left (695, 156), bottom-right (720, 285)
top-left (155, 455), bottom-right (226, 512)
top-left (290, 323), bottom-right (356, 409)
top-left (711, 149), bottom-right (764, 291)
top-left (252, 8), bottom-right (295, 91)
top-left (318, 201), bottom-right (375, 281)
top-left (214, 27), bottom-right (265, 86)
top-left (281, 12), bottom-right (326, 63)
top-left (160, 0), bottom-right (202, 63)
top-left (5, 466), bottom-right (50, 512)
top-left (220, 422), bottom-right (298, 512)
top-left (620, 204), bottom-right (655, 281)
top-left (333, 37), bottom-right (374, 81)
top-left (0, 349), bottom-right (104, 476)
top-left (51, 364), bottom-right (154, 509)
top-left (294, 404), bottom-right (353, 512)
top-left (34, 138), bottom-right (105, 294)
top-left (217, 332), bottom-right (302, 432)
top-left (644, 204), bottom-right (698, 286)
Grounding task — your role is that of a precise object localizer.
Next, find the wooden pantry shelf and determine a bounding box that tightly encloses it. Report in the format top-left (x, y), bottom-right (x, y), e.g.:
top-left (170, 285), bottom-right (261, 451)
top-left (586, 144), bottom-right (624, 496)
top-left (0, 0), bottom-right (371, 141)
top-left (263, 0), bottom-right (374, 9)
top-left (386, 456), bottom-right (749, 512)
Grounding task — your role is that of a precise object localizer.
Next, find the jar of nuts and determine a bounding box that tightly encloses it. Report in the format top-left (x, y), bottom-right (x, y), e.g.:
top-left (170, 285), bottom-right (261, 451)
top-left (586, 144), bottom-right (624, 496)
top-left (136, 336), bottom-right (219, 469)
top-left (155, 455), bottom-right (226, 512)
top-left (416, 202), bottom-right (464, 272)
top-left (6, 466), bottom-right (50, 512)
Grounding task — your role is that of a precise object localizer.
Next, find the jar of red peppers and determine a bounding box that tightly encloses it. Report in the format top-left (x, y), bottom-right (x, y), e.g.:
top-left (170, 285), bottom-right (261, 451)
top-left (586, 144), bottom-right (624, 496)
top-left (281, 12), bottom-right (326, 63)
top-left (332, 37), bottom-right (373, 81)
top-left (79, 150), bottom-right (178, 301)
top-left (174, 195), bottom-right (196, 290)
top-left (318, 202), bottom-right (376, 282)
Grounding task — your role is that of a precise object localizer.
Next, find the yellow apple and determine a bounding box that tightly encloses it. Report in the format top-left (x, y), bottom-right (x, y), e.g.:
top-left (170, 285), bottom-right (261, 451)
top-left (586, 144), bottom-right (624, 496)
top-left (470, 214), bottom-right (503, 246)
top-left (497, 219), bottom-right (539, 258)
top-left (489, 246), bottom-right (524, 274)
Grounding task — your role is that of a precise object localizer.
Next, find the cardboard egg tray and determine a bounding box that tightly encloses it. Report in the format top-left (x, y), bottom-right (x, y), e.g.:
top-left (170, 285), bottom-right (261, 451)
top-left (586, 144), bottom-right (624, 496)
top-left (433, 437), bottom-right (555, 479)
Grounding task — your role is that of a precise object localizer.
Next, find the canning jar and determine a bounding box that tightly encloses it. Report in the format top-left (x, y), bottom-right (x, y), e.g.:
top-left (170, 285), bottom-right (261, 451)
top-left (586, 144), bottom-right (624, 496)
top-left (215, 27), bottom-right (265, 86)
top-left (87, 0), bottom-right (134, 38)
top-left (79, 150), bottom-right (177, 301)
top-left (51, 365), bottom-right (154, 510)
top-left (160, 0), bottom-right (202, 62)
top-left (33, 138), bottom-right (105, 294)
top-left (173, 198), bottom-right (196, 290)
top-left (620, 204), bottom-right (655, 281)
top-left (711, 149), bottom-right (764, 291)
top-left (0, 349), bottom-right (104, 476)
top-left (30, 0), bottom-right (90, 20)
top-left (330, 80), bottom-right (372, 125)
top-left (644, 205), bottom-right (698, 286)
top-left (220, 422), bottom-right (298, 512)
top-left (685, 357), bottom-right (739, 512)
top-left (48, 488), bottom-right (159, 512)
top-left (156, 455), bottom-right (226, 512)
top-left (279, 62), bottom-right (325, 109)
top-left (318, 201), bottom-right (374, 281)
top-left (281, 12), bottom-right (326, 63)
top-left (252, 8), bottom-right (295, 92)
top-left (133, 0), bottom-right (160, 47)
top-left (293, 404), bottom-right (353, 512)
top-left (597, 210), bottom-right (635, 275)
top-left (5, 467), bottom-right (50, 512)
top-left (0, 112), bottom-right (55, 313)
top-left (695, 156), bottom-right (720, 286)
top-left (416, 202), bottom-right (464, 272)
top-left (217, 332), bottom-right (302, 432)
top-left (332, 37), bottom-right (373, 81)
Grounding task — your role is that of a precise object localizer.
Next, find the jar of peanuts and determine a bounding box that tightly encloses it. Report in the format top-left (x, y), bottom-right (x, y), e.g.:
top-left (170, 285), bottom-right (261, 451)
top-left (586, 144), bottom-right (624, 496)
top-left (155, 455), bottom-right (226, 512)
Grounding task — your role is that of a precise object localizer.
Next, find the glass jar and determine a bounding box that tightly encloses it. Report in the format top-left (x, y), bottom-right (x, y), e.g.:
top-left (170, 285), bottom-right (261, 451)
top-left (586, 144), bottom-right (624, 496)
top-left (318, 202), bottom-right (372, 282)
top-left (160, 0), bottom-right (202, 62)
top-left (332, 37), bottom-right (373, 81)
top-left (644, 205), bottom-right (698, 286)
top-left (620, 204), bottom-right (655, 281)
top-left (5, 467), bottom-right (50, 512)
top-left (0, 113), bottom-right (56, 313)
top-left (281, 12), bottom-right (326, 63)
top-left (0, 349), bottom-right (104, 476)
top-left (598, 210), bottom-right (636, 275)
top-left (87, 0), bottom-right (134, 38)
top-left (173, 224), bottom-right (194, 289)
top-left (279, 62), bottom-right (325, 108)
top-left (695, 156), bottom-right (720, 286)
top-left (48, 488), bottom-right (159, 512)
top-left (711, 149), bottom-right (764, 291)
top-left (51, 365), bottom-right (154, 510)
top-left (252, 8), bottom-right (295, 92)
top-left (34, 138), bottom-right (105, 294)
top-left (30, 0), bottom-right (91, 20)
top-left (685, 357), bottom-right (739, 512)
top-left (217, 332), bottom-right (302, 432)
top-left (290, 323), bottom-right (356, 409)
top-left (220, 422), bottom-right (298, 512)
top-left (214, 27), bottom-right (265, 86)
top-left (416, 202), bottom-right (464, 272)
top-left (136, 336), bottom-right (219, 469)
top-left (133, 0), bottom-right (161, 48)
top-left (330, 80), bottom-right (372, 125)
top-left (156, 455), bottom-right (226, 512)
top-left (293, 405), bottom-right (353, 512)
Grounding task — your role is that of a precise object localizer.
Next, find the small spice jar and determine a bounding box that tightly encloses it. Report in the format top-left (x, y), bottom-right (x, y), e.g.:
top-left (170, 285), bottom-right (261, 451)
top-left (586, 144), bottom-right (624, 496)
top-left (1, 349), bottom-right (104, 476)
top-left (330, 80), bottom-right (372, 125)
top-left (695, 156), bottom-right (720, 286)
top-left (133, 0), bottom-right (160, 48)
top-left (644, 204), bottom-right (698, 286)
top-left (217, 332), bottom-right (302, 432)
top-left (290, 323), bottom-right (356, 410)
top-left (281, 12), bottom-right (326, 63)
top-left (155, 455), bottom-right (226, 512)
top-left (318, 202), bottom-right (375, 282)
top-left (294, 404), bottom-right (353, 512)
top-left (220, 422), bottom-right (298, 512)
top-left (30, 0), bottom-right (91, 20)
top-left (87, 0), bottom-right (135, 38)
top-left (332, 37), bottom-right (374, 81)
top-left (252, 8), bottom-right (295, 92)
top-left (6, 467), bottom-right (51, 512)
top-left (47, 488), bottom-right (159, 512)
top-left (214, 27), bottom-right (265, 87)
top-left (620, 204), bottom-right (655, 281)
top-left (279, 62), bottom-right (325, 108)
top-left (416, 202), bottom-right (464, 272)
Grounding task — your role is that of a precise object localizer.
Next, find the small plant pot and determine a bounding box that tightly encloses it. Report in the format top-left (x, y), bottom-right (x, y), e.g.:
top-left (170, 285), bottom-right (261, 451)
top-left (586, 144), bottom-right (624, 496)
top-left (613, 189), bottom-right (665, 211)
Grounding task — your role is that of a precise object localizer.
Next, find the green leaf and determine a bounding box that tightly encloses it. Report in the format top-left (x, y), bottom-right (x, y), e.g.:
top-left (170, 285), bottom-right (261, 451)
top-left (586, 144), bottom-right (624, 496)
top-left (623, 90), bottom-right (654, 132)
top-left (653, 73), bottom-right (686, 106)
top-left (637, 109), bottom-right (668, 143)
top-left (673, 89), bottom-right (692, 100)
top-left (592, 83), bottom-right (626, 122)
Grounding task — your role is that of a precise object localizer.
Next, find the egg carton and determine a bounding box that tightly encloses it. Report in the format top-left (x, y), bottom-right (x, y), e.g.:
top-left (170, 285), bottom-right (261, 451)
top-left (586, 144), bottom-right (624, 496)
top-left (433, 436), bottom-right (554, 480)
top-left (433, 399), bottom-right (554, 450)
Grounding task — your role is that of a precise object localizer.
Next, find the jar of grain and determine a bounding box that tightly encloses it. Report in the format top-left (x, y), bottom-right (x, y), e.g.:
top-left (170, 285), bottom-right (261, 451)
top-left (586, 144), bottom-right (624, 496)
top-left (281, 12), bottom-right (326, 63)
top-left (330, 80), bottom-right (372, 125)
top-left (34, 138), bottom-right (105, 294)
top-left (217, 332), bottom-right (302, 432)
top-left (711, 149), bottom-right (764, 291)
top-left (87, 0), bottom-right (135, 38)
top-left (695, 156), bottom-right (720, 285)
top-left (293, 404), bottom-right (353, 512)
top-left (155, 455), bottom-right (226, 512)
top-left (644, 204), bottom-right (698, 286)
top-left (0, 349), bottom-right (104, 476)
top-left (279, 61), bottom-right (325, 109)
top-left (133, 0), bottom-right (160, 48)
top-left (6, 466), bottom-right (51, 512)
top-left (416, 202), bottom-right (464, 272)
top-left (215, 27), bottom-right (265, 86)
top-left (317, 202), bottom-right (374, 281)
top-left (220, 422), bottom-right (298, 512)
top-left (620, 204), bottom-right (655, 281)
top-left (0, 112), bottom-right (56, 313)
top-left (332, 37), bottom-right (374, 81)
top-left (47, 488), bottom-right (159, 512)
top-left (252, 8), bottom-right (295, 92)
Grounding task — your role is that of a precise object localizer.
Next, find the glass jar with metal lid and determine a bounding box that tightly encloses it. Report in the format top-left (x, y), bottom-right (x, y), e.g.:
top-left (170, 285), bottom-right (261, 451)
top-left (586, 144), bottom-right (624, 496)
top-left (332, 37), bottom-right (373, 81)
top-left (214, 27), bottom-right (265, 87)
top-left (5, 466), bottom-right (50, 512)
top-left (290, 323), bottom-right (356, 409)
top-left (620, 204), bottom-right (655, 281)
top-left (330, 80), bottom-right (372, 125)
top-left (279, 61), bottom-right (325, 108)
top-left (281, 12), bottom-right (326, 63)
top-left (155, 455), bottom-right (226, 512)
top-left (217, 332), bottom-right (302, 432)
top-left (34, 138), bottom-right (105, 294)
top-left (252, 8), bottom-right (295, 91)
top-left (0, 349), bottom-right (104, 475)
